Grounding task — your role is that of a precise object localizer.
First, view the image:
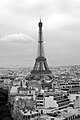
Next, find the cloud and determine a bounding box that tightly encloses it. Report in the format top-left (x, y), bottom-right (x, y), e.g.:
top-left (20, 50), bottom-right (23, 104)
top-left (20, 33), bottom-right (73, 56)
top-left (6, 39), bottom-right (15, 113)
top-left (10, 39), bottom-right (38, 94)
top-left (8, 0), bottom-right (80, 17)
top-left (62, 21), bottom-right (80, 31)
top-left (0, 33), bottom-right (34, 44)
top-left (8, 0), bottom-right (53, 16)
top-left (0, 0), bottom-right (80, 34)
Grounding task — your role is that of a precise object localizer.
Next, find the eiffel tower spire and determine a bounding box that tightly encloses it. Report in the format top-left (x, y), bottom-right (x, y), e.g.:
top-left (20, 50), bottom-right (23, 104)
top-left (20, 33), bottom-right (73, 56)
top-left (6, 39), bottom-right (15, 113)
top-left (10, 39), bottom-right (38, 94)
top-left (30, 18), bottom-right (52, 79)
top-left (37, 17), bottom-right (44, 57)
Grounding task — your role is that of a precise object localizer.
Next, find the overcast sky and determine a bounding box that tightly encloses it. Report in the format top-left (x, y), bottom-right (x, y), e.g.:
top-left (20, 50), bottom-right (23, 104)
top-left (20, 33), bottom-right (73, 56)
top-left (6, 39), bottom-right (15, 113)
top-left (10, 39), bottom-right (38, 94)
top-left (0, 0), bottom-right (80, 68)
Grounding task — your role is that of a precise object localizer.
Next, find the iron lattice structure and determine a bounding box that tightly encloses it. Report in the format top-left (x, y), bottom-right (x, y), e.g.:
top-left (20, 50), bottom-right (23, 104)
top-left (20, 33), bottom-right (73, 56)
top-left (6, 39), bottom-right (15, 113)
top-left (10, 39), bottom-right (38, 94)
top-left (30, 19), bottom-right (52, 78)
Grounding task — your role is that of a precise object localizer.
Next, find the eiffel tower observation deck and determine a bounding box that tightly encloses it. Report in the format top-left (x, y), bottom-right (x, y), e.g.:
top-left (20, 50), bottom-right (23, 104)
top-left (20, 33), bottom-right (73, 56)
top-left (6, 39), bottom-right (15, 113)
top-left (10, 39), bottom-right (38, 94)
top-left (30, 18), bottom-right (52, 80)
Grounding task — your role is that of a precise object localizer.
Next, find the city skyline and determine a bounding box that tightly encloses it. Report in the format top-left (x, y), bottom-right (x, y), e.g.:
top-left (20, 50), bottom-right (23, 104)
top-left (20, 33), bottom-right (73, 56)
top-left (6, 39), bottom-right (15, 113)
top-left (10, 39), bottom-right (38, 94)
top-left (0, 0), bottom-right (80, 67)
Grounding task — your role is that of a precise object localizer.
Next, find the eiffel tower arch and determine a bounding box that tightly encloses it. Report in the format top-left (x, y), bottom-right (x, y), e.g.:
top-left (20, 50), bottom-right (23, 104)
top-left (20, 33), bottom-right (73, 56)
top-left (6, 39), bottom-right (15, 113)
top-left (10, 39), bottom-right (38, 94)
top-left (30, 18), bottom-right (53, 80)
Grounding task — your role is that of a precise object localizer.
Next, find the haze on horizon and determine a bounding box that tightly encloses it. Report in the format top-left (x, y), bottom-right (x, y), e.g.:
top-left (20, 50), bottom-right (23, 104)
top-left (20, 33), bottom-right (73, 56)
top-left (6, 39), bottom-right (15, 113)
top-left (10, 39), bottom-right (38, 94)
top-left (0, 0), bottom-right (80, 68)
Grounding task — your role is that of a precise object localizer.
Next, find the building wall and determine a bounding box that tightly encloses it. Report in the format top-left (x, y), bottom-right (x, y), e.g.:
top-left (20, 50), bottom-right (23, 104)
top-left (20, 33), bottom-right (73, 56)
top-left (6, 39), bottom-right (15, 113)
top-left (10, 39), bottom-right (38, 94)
top-left (45, 96), bottom-right (58, 109)
top-left (74, 96), bottom-right (80, 108)
top-left (69, 94), bottom-right (80, 101)
top-left (36, 93), bottom-right (45, 109)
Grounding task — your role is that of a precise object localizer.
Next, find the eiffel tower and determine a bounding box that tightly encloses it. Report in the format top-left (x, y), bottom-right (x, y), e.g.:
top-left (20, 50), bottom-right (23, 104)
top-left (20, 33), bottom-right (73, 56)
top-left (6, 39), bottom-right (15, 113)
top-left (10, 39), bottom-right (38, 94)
top-left (30, 18), bottom-right (52, 79)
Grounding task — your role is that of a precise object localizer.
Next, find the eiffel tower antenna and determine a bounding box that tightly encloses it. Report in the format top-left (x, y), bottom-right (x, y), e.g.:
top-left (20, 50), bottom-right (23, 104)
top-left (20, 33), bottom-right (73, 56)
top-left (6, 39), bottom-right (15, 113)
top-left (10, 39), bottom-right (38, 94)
top-left (40, 15), bottom-right (41, 21)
